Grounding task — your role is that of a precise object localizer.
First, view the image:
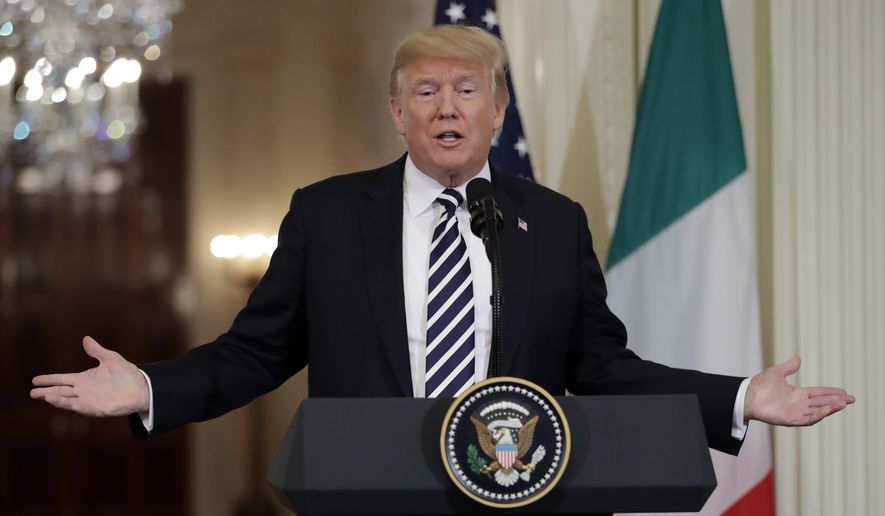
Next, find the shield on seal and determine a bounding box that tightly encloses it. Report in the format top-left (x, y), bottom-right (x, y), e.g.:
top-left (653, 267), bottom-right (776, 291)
top-left (496, 442), bottom-right (517, 470)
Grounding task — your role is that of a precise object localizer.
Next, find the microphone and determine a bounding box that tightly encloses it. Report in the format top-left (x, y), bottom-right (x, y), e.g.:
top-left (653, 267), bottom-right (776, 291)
top-left (466, 177), bottom-right (504, 378)
top-left (466, 178), bottom-right (503, 255)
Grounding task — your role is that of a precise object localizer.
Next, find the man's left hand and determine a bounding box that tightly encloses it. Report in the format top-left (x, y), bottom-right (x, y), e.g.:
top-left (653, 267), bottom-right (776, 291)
top-left (744, 356), bottom-right (855, 426)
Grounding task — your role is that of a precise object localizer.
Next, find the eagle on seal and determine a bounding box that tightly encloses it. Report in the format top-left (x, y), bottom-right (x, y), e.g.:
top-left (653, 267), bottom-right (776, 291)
top-left (470, 414), bottom-right (539, 486)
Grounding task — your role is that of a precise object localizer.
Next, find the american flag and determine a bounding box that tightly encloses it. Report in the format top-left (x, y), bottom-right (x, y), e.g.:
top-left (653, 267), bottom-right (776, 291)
top-left (435, 0), bottom-right (535, 181)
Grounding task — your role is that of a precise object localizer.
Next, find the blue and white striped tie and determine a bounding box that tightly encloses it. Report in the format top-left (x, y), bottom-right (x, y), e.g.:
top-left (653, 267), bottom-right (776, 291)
top-left (425, 188), bottom-right (475, 398)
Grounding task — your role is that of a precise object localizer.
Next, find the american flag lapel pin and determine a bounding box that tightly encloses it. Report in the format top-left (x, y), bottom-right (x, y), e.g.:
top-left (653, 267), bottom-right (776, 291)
top-left (517, 217), bottom-right (528, 232)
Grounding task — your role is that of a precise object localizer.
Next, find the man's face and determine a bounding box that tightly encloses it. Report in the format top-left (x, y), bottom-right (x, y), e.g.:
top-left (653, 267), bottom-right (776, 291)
top-left (390, 57), bottom-right (505, 186)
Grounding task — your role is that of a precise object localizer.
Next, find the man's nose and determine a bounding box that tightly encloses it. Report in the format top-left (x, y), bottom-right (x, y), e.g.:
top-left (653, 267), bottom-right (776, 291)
top-left (436, 89), bottom-right (458, 119)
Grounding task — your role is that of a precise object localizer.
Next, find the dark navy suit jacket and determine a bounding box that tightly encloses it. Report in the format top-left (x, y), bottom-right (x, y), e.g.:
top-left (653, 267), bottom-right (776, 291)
top-left (135, 155), bottom-right (744, 455)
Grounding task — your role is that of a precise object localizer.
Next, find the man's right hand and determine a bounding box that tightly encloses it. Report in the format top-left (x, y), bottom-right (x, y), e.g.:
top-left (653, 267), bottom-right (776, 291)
top-left (31, 336), bottom-right (150, 417)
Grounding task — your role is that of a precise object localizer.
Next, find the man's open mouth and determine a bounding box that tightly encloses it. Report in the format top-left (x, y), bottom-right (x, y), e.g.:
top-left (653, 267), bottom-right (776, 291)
top-left (435, 131), bottom-right (463, 142)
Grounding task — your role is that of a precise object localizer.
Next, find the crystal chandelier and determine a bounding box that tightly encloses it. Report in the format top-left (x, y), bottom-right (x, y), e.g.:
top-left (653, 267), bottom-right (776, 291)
top-left (0, 0), bottom-right (182, 195)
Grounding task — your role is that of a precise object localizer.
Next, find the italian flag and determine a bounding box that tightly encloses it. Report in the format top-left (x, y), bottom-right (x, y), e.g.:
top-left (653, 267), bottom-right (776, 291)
top-left (605, 1), bottom-right (774, 514)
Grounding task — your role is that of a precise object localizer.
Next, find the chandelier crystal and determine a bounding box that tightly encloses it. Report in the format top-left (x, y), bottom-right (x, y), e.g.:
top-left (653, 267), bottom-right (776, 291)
top-left (0, 0), bottom-right (182, 195)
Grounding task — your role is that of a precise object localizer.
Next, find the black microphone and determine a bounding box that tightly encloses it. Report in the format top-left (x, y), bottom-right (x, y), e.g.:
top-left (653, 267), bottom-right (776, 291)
top-left (466, 178), bottom-right (503, 256)
top-left (466, 177), bottom-right (504, 378)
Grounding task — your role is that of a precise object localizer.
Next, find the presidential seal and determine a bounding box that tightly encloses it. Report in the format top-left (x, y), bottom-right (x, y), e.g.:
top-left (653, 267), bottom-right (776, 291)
top-left (440, 377), bottom-right (571, 509)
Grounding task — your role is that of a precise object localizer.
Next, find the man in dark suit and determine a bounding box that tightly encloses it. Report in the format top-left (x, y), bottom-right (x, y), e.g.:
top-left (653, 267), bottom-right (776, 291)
top-left (31, 25), bottom-right (853, 455)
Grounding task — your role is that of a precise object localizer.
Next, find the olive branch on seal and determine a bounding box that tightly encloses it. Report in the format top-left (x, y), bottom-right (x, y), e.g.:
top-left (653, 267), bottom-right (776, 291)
top-left (466, 444), bottom-right (488, 475)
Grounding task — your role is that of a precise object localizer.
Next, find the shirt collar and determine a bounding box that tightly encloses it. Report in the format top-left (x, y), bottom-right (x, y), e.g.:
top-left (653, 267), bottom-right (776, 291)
top-left (403, 154), bottom-right (492, 218)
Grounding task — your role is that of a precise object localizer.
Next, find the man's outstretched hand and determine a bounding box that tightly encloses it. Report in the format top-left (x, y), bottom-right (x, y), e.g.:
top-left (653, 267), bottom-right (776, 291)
top-left (30, 336), bottom-right (149, 417)
top-left (744, 356), bottom-right (855, 426)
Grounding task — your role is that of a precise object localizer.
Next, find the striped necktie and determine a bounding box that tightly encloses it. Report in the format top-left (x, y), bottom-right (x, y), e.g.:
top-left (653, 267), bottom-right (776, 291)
top-left (425, 188), bottom-right (475, 398)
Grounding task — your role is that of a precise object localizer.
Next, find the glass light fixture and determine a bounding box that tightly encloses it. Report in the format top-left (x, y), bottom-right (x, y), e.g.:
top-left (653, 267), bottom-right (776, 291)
top-left (0, 0), bottom-right (183, 195)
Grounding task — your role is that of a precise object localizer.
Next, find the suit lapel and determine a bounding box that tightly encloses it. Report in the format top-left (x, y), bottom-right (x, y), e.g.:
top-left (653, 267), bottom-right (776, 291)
top-left (491, 171), bottom-right (533, 376)
top-left (360, 157), bottom-right (413, 396)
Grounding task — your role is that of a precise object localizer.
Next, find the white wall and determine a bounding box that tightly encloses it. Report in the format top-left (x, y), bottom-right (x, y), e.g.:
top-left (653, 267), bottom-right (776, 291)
top-left (501, 0), bottom-right (636, 265)
top-left (770, 1), bottom-right (885, 514)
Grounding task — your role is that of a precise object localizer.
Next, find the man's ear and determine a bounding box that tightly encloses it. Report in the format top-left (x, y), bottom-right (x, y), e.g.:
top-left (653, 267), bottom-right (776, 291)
top-left (492, 99), bottom-right (506, 131)
top-left (390, 97), bottom-right (406, 135)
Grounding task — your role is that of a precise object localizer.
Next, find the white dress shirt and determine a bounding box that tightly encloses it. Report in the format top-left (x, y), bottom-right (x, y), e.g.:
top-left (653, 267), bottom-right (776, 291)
top-left (142, 156), bottom-right (749, 439)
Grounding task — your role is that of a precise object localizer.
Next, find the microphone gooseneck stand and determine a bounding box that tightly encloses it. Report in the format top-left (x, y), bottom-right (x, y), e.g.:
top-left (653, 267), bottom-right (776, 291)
top-left (467, 178), bottom-right (504, 379)
top-left (485, 206), bottom-right (503, 379)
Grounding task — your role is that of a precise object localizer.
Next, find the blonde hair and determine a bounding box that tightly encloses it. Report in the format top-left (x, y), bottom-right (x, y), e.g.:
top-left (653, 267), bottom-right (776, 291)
top-left (389, 24), bottom-right (510, 108)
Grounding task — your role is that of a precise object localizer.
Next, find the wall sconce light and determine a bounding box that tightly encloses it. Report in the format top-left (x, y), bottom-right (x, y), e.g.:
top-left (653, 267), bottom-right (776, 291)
top-left (209, 233), bottom-right (278, 289)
